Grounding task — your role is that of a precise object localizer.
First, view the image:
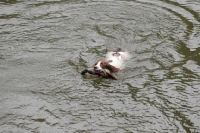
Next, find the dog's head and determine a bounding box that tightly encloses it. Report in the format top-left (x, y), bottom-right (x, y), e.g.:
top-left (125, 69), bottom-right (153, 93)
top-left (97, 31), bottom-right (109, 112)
top-left (93, 60), bottom-right (119, 73)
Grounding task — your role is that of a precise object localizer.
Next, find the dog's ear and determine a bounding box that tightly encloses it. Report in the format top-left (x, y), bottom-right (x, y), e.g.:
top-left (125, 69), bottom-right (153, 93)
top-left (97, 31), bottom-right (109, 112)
top-left (104, 62), bottom-right (119, 73)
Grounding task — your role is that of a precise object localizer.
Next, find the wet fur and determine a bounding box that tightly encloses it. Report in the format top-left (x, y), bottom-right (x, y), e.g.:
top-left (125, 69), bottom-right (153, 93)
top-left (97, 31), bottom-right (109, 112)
top-left (93, 60), bottom-right (120, 73)
top-left (87, 48), bottom-right (130, 79)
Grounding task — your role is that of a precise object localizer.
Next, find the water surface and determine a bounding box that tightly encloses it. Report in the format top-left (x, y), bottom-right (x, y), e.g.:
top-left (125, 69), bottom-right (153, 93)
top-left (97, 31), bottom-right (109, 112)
top-left (0, 0), bottom-right (200, 132)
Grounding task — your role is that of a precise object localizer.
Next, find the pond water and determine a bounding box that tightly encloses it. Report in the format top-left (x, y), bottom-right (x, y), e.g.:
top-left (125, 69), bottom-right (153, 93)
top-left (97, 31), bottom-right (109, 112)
top-left (0, 0), bottom-right (200, 132)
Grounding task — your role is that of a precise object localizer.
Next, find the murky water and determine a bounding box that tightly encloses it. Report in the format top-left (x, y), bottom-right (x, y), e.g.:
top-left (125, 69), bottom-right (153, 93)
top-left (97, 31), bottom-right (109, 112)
top-left (0, 0), bottom-right (200, 132)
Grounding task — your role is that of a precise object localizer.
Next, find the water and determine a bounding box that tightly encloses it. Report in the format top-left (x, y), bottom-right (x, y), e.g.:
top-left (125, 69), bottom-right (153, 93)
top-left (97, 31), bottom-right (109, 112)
top-left (0, 0), bottom-right (200, 132)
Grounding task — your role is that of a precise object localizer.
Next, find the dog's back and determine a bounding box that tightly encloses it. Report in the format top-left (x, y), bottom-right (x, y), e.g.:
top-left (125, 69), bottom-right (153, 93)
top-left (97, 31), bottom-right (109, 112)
top-left (106, 48), bottom-right (130, 69)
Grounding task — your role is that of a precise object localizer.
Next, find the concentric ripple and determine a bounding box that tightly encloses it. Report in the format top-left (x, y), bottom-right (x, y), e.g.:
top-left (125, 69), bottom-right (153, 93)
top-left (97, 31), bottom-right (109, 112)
top-left (0, 0), bottom-right (200, 132)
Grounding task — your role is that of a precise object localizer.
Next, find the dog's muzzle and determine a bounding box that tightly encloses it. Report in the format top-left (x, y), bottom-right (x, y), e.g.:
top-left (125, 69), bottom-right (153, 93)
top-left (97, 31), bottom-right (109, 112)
top-left (94, 70), bottom-right (101, 74)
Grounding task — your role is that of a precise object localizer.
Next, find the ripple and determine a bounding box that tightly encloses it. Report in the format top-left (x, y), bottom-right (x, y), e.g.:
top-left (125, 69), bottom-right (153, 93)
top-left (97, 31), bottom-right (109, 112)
top-left (0, 0), bottom-right (200, 133)
top-left (137, 0), bottom-right (200, 50)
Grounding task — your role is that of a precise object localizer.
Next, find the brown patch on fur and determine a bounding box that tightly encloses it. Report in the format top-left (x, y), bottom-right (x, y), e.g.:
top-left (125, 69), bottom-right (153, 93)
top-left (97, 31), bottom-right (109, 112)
top-left (93, 60), bottom-right (119, 73)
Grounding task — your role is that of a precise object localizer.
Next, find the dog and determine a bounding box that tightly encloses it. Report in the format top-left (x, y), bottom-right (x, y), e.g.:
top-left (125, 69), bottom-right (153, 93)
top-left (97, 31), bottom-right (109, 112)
top-left (81, 48), bottom-right (130, 79)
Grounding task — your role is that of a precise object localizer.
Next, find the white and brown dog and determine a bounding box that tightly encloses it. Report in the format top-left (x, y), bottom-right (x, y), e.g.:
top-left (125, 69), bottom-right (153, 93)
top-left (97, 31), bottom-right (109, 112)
top-left (81, 48), bottom-right (130, 79)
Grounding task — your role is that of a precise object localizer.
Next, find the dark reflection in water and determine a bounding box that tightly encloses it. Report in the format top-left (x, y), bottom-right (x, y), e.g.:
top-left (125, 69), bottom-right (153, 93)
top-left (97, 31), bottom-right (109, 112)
top-left (0, 0), bottom-right (200, 132)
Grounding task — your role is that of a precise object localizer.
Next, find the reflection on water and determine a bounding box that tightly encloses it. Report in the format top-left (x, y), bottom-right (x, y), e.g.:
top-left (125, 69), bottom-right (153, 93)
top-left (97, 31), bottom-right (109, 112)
top-left (0, 0), bottom-right (200, 132)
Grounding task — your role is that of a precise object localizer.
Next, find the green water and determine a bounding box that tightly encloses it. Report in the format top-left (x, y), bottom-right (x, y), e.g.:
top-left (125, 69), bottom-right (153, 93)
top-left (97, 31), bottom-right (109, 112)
top-left (0, 0), bottom-right (200, 132)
